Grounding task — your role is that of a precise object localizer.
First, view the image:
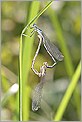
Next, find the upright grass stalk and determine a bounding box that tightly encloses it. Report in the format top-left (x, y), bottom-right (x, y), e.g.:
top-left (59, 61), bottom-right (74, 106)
top-left (19, 1), bottom-right (53, 121)
top-left (19, 34), bottom-right (23, 121)
top-left (54, 61), bottom-right (81, 121)
top-left (47, 8), bottom-right (74, 78)
top-left (48, 7), bottom-right (80, 119)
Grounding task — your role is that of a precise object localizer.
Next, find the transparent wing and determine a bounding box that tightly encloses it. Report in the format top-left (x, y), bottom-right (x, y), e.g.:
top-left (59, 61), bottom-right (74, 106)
top-left (32, 78), bottom-right (45, 111)
top-left (42, 32), bottom-right (64, 61)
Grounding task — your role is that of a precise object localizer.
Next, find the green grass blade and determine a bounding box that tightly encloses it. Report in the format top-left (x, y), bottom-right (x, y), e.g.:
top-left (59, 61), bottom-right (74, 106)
top-left (19, 34), bottom-right (23, 121)
top-left (19, 1), bottom-right (53, 121)
top-left (19, 2), bottom-right (40, 121)
top-left (54, 61), bottom-right (81, 121)
top-left (22, 2), bottom-right (40, 121)
top-left (47, 7), bottom-right (80, 119)
top-left (48, 8), bottom-right (74, 78)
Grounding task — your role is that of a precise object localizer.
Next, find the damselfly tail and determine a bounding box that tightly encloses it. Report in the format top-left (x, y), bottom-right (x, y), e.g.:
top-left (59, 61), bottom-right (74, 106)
top-left (32, 80), bottom-right (44, 111)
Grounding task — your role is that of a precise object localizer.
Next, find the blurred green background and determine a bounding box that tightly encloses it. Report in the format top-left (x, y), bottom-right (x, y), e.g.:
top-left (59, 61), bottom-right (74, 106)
top-left (1, 1), bottom-right (81, 121)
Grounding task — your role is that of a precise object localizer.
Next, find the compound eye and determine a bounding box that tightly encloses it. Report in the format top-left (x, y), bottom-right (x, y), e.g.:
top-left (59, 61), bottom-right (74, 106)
top-left (33, 23), bottom-right (36, 27)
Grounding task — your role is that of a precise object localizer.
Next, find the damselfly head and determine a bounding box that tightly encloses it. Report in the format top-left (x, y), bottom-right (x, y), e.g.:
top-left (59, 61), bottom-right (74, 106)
top-left (33, 23), bottom-right (36, 27)
top-left (32, 24), bottom-right (42, 32)
top-left (30, 23), bottom-right (36, 29)
top-left (31, 23), bottom-right (37, 29)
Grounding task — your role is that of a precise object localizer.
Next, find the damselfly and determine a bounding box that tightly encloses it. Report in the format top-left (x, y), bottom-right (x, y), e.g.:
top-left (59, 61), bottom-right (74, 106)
top-left (31, 24), bottom-right (64, 69)
top-left (30, 24), bottom-right (64, 111)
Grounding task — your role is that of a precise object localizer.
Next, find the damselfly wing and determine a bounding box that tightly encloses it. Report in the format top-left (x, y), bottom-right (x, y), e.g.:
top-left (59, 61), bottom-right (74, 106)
top-left (31, 24), bottom-right (64, 62)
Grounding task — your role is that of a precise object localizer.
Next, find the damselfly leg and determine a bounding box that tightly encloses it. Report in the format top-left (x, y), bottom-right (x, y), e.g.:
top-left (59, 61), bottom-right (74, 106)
top-left (31, 35), bottom-right (43, 77)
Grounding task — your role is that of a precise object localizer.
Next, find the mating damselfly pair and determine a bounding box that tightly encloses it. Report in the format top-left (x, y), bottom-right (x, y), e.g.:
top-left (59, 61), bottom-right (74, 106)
top-left (23, 23), bottom-right (64, 111)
